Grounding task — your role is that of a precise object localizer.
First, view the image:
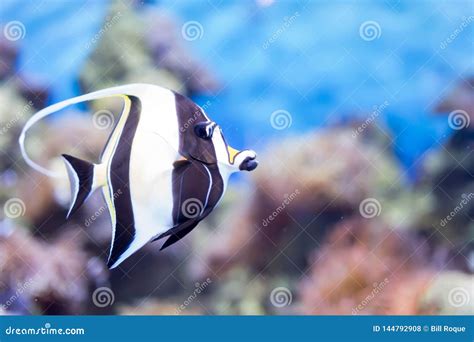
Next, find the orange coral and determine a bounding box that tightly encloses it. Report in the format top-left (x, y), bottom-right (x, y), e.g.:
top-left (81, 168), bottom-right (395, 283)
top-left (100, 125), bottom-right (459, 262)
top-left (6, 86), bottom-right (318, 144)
top-left (298, 219), bottom-right (436, 315)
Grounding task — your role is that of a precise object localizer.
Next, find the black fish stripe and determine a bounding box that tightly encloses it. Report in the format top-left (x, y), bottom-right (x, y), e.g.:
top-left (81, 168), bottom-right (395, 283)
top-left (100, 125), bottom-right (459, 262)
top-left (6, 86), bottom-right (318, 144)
top-left (157, 161), bottom-right (224, 249)
top-left (107, 96), bottom-right (141, 267)
top-left (172, 160), bottom-right (208, 226)
top-left (173, 91), bottom-right (218, 164)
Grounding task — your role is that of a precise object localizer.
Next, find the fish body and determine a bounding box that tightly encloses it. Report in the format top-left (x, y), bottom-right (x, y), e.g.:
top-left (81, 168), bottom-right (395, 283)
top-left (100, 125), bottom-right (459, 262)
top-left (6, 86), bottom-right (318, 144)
top-left (19, 84), bottom-right (258, 268)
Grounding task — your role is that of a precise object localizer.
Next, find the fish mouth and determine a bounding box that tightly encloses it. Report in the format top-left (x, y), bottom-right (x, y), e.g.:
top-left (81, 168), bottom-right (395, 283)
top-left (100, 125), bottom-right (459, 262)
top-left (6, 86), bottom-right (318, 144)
top-left (239, 155), bottom-right (258, 172)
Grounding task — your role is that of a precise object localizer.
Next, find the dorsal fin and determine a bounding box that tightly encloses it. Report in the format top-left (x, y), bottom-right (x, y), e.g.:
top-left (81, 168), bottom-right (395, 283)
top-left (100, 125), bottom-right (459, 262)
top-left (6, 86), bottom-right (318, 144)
top-left (61, 154), bottom-right (95, 218)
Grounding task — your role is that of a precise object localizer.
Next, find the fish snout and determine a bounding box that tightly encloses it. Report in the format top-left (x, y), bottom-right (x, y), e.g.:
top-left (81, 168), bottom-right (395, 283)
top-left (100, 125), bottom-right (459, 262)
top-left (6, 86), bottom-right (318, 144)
top-left (239, 151), bottom-right (258, 172)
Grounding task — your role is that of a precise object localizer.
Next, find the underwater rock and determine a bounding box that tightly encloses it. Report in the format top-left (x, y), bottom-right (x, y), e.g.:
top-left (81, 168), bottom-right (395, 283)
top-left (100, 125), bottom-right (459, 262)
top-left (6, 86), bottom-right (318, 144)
top-left (192, 129), bottom-right (405, 277)
top-left (0, 37), bottom-right (18, 80)
top-left (79, 2), bottom-right (170, 91)
top-left (13, 112), bottom-right (108, 226)
top-left (0, 223), bottom-right (103, 314)
top-left (79, 3), bottom-right (215, 96)
top-left (80, 2), bottom-right (217, 96)
top-left (298, 218), bottom-right (435, 315)
top-left (15, 75), bottom-right (50, 110)
top-left (434, 76), bottom-right (473, 130)
top-left (421, 76), bottom-right (474, 259)
top-left (144, 10), bottom-right (219, 95)
top-left (0, 85), bottom-right (36, 224)
top-left (118, 300), bottom-right (202, 315)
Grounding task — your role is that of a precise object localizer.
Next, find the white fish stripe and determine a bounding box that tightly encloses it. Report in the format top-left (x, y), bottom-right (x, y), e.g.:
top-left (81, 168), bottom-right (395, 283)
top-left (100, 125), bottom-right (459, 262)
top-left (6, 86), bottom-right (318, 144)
top-left (202, 164), bottom-right (212, 211)
top-left (105, 97), bottom-right (131, 264)
top-left (107, 97), bottom-right (141, 268)
top-left (19, 84), bottom-right (152, 178)
top-left (104, 95), bottom-right (138, 267)
top-left (62, 157), bottom-right (80, 218)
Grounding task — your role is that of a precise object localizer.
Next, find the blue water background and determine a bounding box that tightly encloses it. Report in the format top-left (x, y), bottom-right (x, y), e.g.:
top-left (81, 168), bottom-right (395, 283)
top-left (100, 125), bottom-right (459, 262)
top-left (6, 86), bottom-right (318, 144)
top-left (1, 0), bottom-right (473, 179)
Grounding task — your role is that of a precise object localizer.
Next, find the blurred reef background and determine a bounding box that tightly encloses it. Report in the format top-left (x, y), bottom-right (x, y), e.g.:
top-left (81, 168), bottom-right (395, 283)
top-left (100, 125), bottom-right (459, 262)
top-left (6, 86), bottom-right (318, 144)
top-left (0, 0), bottom-right (473, 315)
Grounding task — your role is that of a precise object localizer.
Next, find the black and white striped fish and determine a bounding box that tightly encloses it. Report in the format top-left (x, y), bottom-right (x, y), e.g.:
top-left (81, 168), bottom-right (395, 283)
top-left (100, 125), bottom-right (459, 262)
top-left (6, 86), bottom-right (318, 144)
top-left (19, 84), bottom-right (258, 268)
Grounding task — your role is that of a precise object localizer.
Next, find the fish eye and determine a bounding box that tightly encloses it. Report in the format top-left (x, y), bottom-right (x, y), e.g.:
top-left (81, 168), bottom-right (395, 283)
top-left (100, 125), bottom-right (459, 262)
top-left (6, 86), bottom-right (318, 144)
top-left (194, 121), bottom-right (216, 140)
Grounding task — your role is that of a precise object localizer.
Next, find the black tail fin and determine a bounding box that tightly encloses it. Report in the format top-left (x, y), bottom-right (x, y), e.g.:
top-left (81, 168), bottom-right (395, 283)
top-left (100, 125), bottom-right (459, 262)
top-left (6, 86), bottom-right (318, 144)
top-left (61, 154), bottom-right (95, 218)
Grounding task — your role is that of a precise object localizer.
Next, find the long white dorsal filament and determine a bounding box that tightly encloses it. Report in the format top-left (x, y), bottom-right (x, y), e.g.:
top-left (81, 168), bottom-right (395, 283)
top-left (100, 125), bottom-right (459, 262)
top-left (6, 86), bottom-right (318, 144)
top-left (18, 85), bottom-right (143, 178)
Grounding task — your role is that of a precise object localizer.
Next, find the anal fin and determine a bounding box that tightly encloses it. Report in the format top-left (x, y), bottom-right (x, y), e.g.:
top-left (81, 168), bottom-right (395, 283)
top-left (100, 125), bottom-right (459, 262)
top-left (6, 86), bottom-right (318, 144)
top-left (160, 221), bottom-right (199, 250)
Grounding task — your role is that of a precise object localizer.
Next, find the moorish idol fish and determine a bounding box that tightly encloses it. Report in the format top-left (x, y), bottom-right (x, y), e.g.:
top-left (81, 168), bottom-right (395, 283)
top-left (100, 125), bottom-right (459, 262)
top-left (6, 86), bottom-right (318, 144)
top-left (19, 84), bottom-right (258, 268)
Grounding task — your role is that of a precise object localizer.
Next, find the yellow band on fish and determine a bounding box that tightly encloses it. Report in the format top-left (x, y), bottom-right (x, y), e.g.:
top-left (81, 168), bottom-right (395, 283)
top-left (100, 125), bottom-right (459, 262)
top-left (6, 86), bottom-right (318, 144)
top-left (227, 146), bottom-right (240, 164)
